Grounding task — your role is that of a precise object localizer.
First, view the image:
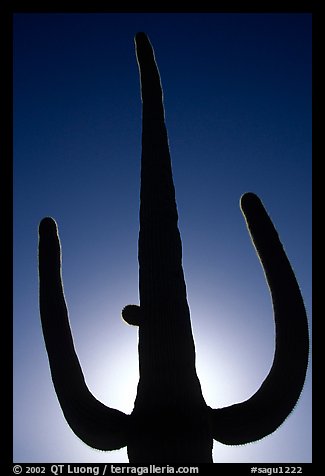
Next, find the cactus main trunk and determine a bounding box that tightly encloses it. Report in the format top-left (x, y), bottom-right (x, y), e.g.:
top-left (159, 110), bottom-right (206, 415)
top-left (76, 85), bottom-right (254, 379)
top-left (136, 33), bottom-right (201, 393)
top-left (128, 32), bottom-right (212, 464)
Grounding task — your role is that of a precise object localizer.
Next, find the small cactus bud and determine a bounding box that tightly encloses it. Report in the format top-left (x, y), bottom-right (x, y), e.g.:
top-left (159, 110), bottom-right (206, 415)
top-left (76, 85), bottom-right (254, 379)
top-left (122, 305), bottom-right (141, 326)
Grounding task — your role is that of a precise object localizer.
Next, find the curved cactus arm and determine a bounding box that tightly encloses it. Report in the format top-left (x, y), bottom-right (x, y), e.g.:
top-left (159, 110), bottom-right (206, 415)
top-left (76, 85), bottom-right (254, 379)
top-left (38, 217), bottom-right (129, 450)
top-left (209, 192), bottom-right (309, 445)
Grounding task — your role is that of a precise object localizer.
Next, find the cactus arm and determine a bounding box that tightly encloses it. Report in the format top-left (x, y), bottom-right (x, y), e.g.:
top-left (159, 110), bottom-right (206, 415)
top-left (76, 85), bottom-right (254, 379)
top-left (38, 217), bottom-right (129, 450)
top-left (209, 192), bottom-right (309, 444)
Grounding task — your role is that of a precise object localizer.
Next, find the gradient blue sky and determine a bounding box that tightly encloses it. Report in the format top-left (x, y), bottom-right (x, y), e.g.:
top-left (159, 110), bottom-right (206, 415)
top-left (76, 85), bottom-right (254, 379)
top-left (13, 13), bottom-right (312, 463)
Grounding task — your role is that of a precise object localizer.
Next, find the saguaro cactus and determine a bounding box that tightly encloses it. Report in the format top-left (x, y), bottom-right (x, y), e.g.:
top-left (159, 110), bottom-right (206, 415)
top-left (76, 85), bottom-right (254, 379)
top-left (38, 32), bottom-right (309, 463)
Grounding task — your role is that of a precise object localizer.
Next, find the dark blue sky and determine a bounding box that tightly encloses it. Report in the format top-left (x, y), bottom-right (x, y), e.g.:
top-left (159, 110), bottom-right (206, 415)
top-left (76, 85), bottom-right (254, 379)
top-left (13, 13), bottom-right (311, 463)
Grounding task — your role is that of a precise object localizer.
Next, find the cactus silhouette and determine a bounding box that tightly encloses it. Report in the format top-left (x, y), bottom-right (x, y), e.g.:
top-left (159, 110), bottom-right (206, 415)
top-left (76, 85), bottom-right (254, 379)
top-left (38, 32), bottom-right (309, 463)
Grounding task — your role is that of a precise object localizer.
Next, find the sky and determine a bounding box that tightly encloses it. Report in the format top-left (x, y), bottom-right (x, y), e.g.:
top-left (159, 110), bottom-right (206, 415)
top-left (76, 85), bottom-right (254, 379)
top-left (13, 13), bottom-right (312, 463)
